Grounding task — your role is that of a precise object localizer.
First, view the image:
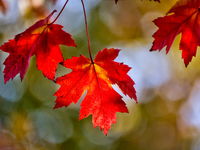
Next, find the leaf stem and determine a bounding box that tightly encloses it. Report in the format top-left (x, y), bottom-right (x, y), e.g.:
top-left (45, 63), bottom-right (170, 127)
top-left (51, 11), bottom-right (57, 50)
top-left (50, 0), bottom-right (69, 25)
top-left (81, 0), bottom-right (93, 63)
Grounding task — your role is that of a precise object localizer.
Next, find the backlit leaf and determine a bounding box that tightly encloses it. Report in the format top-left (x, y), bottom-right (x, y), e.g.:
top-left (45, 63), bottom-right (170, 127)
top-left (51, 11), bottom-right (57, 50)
top-left (54, 48), bottom-right (137, 135)
top-left (0, 10), bottom-right (76, 83)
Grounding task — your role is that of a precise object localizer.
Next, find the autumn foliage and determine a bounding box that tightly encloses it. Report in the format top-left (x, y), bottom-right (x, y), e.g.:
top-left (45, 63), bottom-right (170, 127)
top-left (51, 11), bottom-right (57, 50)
top-left (1, 0), bottom-right (198, 135)
top-left (54, 48), bottom-right (137, 135)
top-left (1, 10), bottom-right (76, 83)
top-left (151, 0), bottom-right (200, 66)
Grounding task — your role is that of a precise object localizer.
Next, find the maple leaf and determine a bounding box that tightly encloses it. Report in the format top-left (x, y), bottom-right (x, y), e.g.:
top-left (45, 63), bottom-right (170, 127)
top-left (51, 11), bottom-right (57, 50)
top-left (0, 10), bottom-right (76, 83)
top-left (150, 0), bottom-right (200, 66)
top-left (54, 48), bottom-right (137, 135)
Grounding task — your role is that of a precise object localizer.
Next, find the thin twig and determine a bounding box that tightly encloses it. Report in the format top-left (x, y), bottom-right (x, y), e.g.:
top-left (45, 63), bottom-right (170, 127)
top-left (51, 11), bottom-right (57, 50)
top-left (50, 0), bottom-right (69, 25)
top-left (80, 0), bottom-right (93, 63)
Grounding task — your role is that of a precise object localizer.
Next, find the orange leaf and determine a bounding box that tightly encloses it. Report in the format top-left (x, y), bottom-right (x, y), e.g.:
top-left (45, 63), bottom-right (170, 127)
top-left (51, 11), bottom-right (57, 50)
top-left (150, 0), bottom-right (200, 66)
top-left (54, 48), bottom-right (137, 135)
top-left (0, 10), bottom-right (76, 83)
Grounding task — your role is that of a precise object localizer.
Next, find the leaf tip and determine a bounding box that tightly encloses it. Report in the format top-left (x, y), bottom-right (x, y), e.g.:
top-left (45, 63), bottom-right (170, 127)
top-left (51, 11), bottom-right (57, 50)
top-left (184, 61), bottom-right (189, 68)
top-left (103, 131), bottom-right (108, 136)
top-left (53, 104), bottom-right (59, 109)
top-left (149, 44), bottom-right (155, 51)
top-left (53, 9), bottom-right (57, 13)
top-left (4, 79), bottom-right (7, 84)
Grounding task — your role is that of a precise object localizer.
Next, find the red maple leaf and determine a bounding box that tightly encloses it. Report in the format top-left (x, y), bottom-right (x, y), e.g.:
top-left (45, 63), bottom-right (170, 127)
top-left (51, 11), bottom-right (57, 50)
top-left (150, 0), bottom-right (200, 66)
top-left (54, 48), bottom-right (137, 135)
top-left (0, 10), bottom-right (76, 83)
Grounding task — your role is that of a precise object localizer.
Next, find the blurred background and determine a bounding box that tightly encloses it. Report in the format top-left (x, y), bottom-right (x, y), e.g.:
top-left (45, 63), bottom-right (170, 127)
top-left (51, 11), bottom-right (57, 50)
top-left (0, 0), bottom-right (200, 149)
